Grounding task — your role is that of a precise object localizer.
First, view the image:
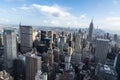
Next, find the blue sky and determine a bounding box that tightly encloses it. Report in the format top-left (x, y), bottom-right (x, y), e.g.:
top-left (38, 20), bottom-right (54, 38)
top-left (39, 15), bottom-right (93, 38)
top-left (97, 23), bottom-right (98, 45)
top-left (0, 0), bottom-right (120, 32)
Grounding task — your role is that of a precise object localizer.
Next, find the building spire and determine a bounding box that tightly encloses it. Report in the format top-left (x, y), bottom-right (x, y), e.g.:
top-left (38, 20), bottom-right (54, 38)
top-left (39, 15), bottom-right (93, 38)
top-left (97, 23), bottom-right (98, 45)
top-left (97, 26), bottom-right (98, 29)
top-left (91, 18), bottom-right (93, 23)
top-left (19, 22), bottom-right (21, 27)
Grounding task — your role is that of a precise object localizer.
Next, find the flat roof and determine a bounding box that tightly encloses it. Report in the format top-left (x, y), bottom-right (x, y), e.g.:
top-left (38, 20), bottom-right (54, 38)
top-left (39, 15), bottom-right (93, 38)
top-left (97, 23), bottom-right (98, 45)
top-left (97, 38), bottom-right (110, 42)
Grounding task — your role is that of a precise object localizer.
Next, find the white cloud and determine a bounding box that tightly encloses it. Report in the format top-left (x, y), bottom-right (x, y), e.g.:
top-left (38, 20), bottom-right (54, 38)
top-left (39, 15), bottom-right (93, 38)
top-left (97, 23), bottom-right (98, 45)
top-left (11, 4), bottom-right (89, 28)
top-left (11, 8), bottom-right (17, 11)
top-left (112, 0), bottom-right (120, 5)
top-left (50, 20), bottom-right (60, 25)
top-left (97, 16), bottom-right (120, 31)
top-left (19, 6), bottom-right (31, 10)
top-left (11, 5), bottom-right (30, 11)
top-left (18, 4), bottom-right (32, 10)
top-left (106, 17), bottom-right (120, 21)
top-left (32, 4), bottom-right (71, 18)
top-left (80, 14), bottom-right (86, 19)
top-left (0, 18), bottom-right (10, 22)
top-left (105, 17), bottom-right (120, 27)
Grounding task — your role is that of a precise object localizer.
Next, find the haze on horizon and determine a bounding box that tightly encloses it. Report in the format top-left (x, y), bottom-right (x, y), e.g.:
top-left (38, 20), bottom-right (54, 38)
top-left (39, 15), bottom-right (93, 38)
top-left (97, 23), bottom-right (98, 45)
top-left (0, 0), bottom-right (120, 33)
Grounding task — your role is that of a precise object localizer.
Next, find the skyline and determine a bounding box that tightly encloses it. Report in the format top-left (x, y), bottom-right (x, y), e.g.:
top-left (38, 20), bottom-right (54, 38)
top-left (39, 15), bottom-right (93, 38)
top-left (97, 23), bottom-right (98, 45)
top-left (0, 0), bottom-right (120, 33)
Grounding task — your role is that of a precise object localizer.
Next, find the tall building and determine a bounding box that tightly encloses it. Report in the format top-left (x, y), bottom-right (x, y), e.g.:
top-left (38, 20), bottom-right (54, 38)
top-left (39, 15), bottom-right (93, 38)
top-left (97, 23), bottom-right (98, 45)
top-left (0, 32), bottom-right (3, 46)
top-left (53, 48), bottom-right (60, 63)
top-left (3, 28), bottom-right (17, 69)
top-left (41, 30), bottom-right (47, 41)
top-left (65, 55), bottom-right (71, 71)
top-left (71, 52), bottom-right (82, 65)
top-left (114, 34), bottom-right (118, 42)
top-left (88, 19), bottom-right (94, 41)
top-left (33, 30), bottom-right (38, 42)
top-left (25, 53), bottom-right (41, 80)
top-left (20, 25), bottom-right (33, 53)
top-left (13, 55), bottom-right (25, 80)
top-left (64, 44), bottom-right (73, 71)
top-left (115, 52), bottom-right (120, 80)
top-left (95, 39), bottom-right (109, 64)
top-left (74, 32), bottom-right (82, 53)
top-left (46, 49), bottom-right (54, 66)
top-left (60, 36), bottom-right (66, 44)
top-left (47, 30), bottom-right (53, 42)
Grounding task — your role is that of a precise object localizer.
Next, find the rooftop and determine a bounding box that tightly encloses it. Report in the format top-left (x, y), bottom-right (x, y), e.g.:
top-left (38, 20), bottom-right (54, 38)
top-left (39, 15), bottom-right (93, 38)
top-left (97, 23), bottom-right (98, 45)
top-left (97, 38), bottom-right (110, 42)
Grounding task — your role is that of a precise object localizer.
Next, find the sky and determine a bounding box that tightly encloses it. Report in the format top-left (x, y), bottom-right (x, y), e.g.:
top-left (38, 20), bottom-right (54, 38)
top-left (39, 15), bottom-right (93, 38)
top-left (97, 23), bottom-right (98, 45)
top-left (0, 0), bottom-right (120, 33)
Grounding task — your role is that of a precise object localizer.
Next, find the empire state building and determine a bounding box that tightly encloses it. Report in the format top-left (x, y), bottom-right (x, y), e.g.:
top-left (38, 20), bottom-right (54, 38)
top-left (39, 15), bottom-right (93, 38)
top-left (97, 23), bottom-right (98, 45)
top-left (88, 19), bottom-right (94, 41)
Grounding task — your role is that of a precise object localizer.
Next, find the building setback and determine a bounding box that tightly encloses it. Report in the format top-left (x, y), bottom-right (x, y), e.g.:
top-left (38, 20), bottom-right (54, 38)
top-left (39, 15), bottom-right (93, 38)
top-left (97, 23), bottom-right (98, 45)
top-left (3, 28), bottom-right (17, 69)
top-left (20, 25), bottom-right (33, 53)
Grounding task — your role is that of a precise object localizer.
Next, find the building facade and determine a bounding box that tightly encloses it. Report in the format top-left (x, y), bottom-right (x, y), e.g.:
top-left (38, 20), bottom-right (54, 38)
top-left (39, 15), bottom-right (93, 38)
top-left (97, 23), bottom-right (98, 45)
top-left (88, 20), bottom-right (94, 42)
top-left (25, 54), bottom-right (41, 80)
top-left (95, 39), bottom-right (109, 64)
top-left (20, 25), bottom-right (33, 53)
top-left (3, 28), bottom-right (17, 69)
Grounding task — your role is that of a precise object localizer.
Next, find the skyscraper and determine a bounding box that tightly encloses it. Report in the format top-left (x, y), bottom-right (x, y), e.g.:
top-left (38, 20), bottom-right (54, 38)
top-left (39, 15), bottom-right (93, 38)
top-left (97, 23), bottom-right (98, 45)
top-left (48, 30), bottom-right (53, 42)
top-left (41, 30), bottom-right (47, 41)
top-left (0, 32), bottom-right (3, 46)
top-left (88, 19), bottom-right (94, 42)
top-left (3, 28), bottom-right (17, 69)
top-left (25, 53), bottom-right (41, 80)
top-left (14, 55), bottom-right (25, 80)
top-left (114, 34), bottom-right (118, 42)
top-left (20, 25), bottom-right (33, 53)
top-left (115, 52), bottom-right (120, 80)
top-left (74, 31), bottom-right (82, 53)
top-left (95, 39), bottom-right (109, 64)
top-left (46, 49), bottom-right (54, 66)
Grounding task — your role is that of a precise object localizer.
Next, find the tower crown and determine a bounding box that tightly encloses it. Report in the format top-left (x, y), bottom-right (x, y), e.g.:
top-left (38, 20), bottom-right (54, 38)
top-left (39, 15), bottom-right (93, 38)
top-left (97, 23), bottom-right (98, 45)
top-left (90, 19), bottom-right (93, 27)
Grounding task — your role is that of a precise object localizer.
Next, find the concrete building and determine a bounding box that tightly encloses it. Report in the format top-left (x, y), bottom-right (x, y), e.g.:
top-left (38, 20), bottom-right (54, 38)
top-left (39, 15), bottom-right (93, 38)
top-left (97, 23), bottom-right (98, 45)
top-left (0, 70), bottom-right (13, 80)
top-left (3, 28), bottom-right (17, 69)
top-left (115, 52), bottom-right (120, 80)
top-left (55, 72), bottom-right (74, 80)
top-left (53, 48), bottom-right (60, 63)
top-left (35, 70), bottom-right (47, 80)
top-left (82, 45), bottom-right (91, 60)
top-left (114, 34), bottom-right (118, 42)
top-left (46, 49), bottom-right (54, 66)
top-left (33, 30), bottom-right (38, 42)
top-left (95, 39), bottom-right (109, 64)
top-left (88, 19), bottom-right (94, 42)
top-left (14, 55), bottom-right (25, 80)
top-left (68, 33), bottom-right (73, 41)
top-left (58, 38), bottom-right (64, 54)
top-left (71, 52), bottom-right (82, 65)
top-left (20, 25), bottom-right (33, 53)
top-left (65, 55), bottom-right (71, 71)
top-left (41, 30), bottom-right (47, 41)
top-left (97, 64), bottom-right (117, 80)
top-left (0, 32), bottom-right (3, 46)
top-left (47, 30), bottom-right (53, 42)
top-left (74, 32), bottom-right (82, 53)
top-left (60, 36), bottom-right (66, 44)
top-left (25, 53), bottom-right (41, 80)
